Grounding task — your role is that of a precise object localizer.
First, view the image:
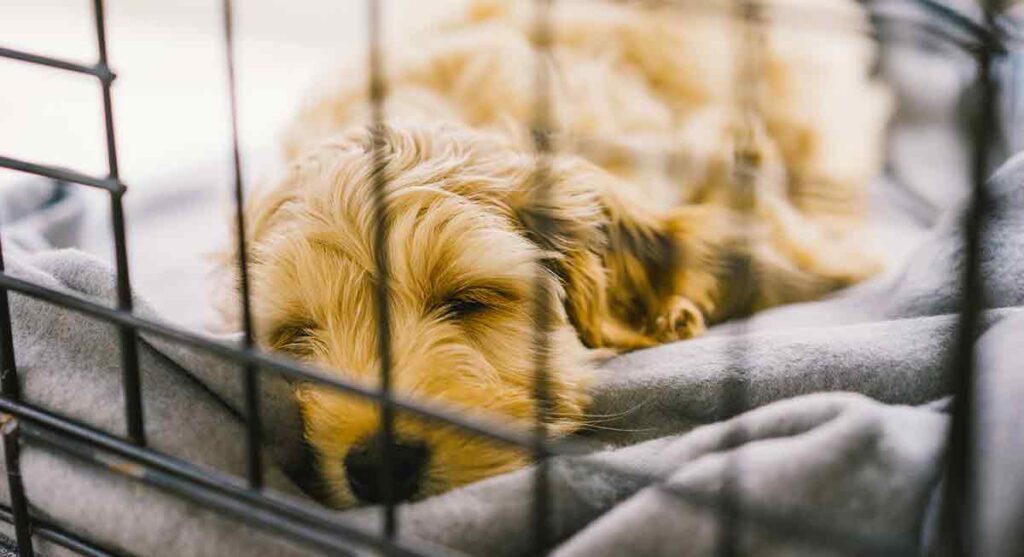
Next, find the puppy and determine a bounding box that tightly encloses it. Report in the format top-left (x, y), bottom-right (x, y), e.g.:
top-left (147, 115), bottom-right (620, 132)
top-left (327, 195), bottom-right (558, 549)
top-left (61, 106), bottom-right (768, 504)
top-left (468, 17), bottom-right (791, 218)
top-left (224, 0), bottom-right (891, 507)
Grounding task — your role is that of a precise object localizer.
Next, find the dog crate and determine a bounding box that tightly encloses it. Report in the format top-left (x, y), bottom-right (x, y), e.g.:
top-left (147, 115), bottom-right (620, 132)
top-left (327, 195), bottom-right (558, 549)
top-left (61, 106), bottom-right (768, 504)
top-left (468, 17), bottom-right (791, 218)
top-left (0, 0), bottom-right (1020, 555)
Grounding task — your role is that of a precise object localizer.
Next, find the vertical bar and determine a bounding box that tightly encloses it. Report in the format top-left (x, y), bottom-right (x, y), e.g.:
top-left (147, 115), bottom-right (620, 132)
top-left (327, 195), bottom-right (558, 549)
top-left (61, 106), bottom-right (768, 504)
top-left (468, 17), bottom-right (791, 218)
top-left (0, 238), bottom-right (34, 556)
top-left (939, 1), bottom-right (1002, 555)
top-left (221, 0), bottom-right (263, 490)
top-left (93, 0), bottom-right (145, 446)
top-left (530, 0), bottom-right (555, 553)
top-left (716, 2), bottom-right (763, 555)
top-left (366, 0), bottom-right (397, 538)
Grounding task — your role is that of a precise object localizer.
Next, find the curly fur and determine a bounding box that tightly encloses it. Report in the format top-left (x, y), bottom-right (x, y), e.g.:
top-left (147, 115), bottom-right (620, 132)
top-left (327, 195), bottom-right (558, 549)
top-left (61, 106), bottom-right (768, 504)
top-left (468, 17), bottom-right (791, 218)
top-left (221, 0), bottom-right (892, 507)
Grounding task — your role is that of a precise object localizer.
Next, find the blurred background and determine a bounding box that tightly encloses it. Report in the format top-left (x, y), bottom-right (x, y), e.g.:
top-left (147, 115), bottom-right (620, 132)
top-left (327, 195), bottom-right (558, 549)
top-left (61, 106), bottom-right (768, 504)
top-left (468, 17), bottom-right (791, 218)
top-left (0, 0), bottom-right (466, 328)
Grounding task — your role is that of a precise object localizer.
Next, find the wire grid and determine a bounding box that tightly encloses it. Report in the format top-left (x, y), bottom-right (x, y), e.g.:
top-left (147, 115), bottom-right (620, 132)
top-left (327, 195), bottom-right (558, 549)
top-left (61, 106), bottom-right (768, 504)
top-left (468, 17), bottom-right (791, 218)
top-left (0, 0), bottom-right (1010, 555)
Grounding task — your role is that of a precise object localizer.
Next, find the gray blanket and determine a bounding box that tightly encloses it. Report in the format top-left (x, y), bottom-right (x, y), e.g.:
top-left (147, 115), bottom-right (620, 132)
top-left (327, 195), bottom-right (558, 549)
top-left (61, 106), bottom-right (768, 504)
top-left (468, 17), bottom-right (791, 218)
top-left (1, 148), bottom-right (1022, 557)
top-left (1, 151), bottom-right (1022, 557)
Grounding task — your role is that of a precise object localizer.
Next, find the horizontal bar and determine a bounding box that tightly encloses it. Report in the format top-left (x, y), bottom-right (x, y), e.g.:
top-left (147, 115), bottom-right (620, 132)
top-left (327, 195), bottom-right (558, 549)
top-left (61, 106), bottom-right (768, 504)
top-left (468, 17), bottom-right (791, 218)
top-left (649, 0), bottom-right (1013, 50)
top-left (0, 155), bottom-right (122, 193)
top-left (0, 503), bottom-right (124, 557)
top-left (916, 0), bottom-right (1004, 50)
top-left (0, 271), bottom-right (553, 452)
top-left (0, 46), bottom-right (112, 80)
top-left (17, 418), bottom-right (449, 557)
top-left (0, 281), bottom-right (923, 556)
top-left (0, 278), bottom-right (921, 557)
top-left (0, 398), bottom-right (450, 557)
top-left (1, 391), bottom-right (916, 557)
top-left (0, 269), bottom-right (938, 555)
top-left (873, 5), bottom-right (1008, 56)
top-left (0, 4), bottom-right (996, 84)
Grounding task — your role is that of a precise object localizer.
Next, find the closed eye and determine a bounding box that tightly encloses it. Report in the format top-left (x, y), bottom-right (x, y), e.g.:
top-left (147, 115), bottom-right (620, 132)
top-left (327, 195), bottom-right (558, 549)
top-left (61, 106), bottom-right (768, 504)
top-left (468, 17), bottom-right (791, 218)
top-left (438, 287), bottom-right (518, 320)
top-left (443, 297), bottom-right (489, 318)
top-left (269, 320), bottom-right (317, 355)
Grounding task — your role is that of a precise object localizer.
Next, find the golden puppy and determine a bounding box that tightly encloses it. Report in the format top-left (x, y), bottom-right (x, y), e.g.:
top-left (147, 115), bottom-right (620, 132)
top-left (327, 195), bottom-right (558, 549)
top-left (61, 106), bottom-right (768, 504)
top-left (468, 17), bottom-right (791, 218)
top-left (224, 0), bottom-right (891, 507)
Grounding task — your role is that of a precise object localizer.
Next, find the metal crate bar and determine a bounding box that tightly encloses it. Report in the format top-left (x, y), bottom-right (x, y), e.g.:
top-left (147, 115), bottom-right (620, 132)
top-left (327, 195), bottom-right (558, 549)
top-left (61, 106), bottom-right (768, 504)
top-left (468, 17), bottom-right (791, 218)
top-left (0, 0), bottom-right (1012, 556)
top-left (15, 418), bottom-right (447, 557)
top-left (529, 0), bottom-right (556, 552)
top-left (0, 210), bottom-right (34, 555)
top-left (0, 266), bottom-right (915, 555)
top-left (220, 0), bottom-right (263, 492)
top-left (0, 504), bottom-right (124, 557)
top-left (651, 0), bottom-right (1011, 51)
top-left (365, 0), bottom-right (400, 538)
top-left (715, 2), bottom-right (765, 555)
top-left (0, 425), bottom-right (32, 556)
top-left (0, 262), bottom-right (927, 556)
top-left (0, 271), bottom-right (542, 452)
top-left (0, 388), bottom-right (913, 557)
top-left (0, 257), bottom-right (923, 555)
top-left (0, 46), bottom-right (111, 80)
top-left (918, 0), bottom-right (1004, 46)
top-left (939, 0), bottom-right (1004, 555)
top-left (0, 156), bottom-right (122, 193)
top-left (90, 0), bottom-right (146, 447)
top-left (0, 396), bottom-right (453, 557)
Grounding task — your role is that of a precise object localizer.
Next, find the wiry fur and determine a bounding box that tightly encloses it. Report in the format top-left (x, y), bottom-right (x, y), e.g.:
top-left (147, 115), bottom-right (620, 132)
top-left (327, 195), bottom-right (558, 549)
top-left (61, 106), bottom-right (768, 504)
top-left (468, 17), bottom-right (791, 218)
top-left (222, 0), bottom-right (892, 507)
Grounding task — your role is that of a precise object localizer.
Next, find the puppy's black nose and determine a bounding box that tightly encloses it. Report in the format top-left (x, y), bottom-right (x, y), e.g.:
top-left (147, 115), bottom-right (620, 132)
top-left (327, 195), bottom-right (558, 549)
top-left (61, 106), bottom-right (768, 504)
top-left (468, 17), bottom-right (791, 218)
top-left (344, 435), bottom-right (429, 504)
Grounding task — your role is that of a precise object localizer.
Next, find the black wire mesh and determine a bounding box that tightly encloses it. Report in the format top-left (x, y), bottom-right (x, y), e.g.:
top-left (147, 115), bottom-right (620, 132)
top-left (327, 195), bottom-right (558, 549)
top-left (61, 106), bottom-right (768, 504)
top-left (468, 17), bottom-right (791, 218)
top-left (939, 0), bottom-right (1006, 554)
top-left (529, 0), bottom-right (556, 552)
top-left (0, 0), bottom-right (1013, 555)
top-left (715, 2), bottom-right (763, 554)
top-left (365, 0), bottom-right (400, 537)
top-left (221, 0), bottom-right (264, 493)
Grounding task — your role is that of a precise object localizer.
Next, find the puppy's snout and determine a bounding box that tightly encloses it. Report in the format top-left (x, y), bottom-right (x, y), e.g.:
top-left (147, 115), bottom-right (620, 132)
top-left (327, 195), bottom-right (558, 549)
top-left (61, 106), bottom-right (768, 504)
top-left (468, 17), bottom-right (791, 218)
top-left (344, 435), bottom-right (430, 503)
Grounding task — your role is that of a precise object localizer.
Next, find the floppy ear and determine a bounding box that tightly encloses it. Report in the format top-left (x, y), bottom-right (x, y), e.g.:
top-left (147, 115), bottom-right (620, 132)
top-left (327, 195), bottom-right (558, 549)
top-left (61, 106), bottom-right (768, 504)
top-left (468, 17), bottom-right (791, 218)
top-left (508, 155), bottom-right (715, 350)
top-left (211, 170), bottom-right (304, 331)
top-left (506, 157), bottom-right (613, 348)
top-left (508, 157), bottom-right (693, 350)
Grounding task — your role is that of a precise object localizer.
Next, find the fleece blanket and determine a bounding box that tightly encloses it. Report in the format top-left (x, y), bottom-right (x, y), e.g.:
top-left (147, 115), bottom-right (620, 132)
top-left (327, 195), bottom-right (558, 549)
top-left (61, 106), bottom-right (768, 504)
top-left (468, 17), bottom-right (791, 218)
top-left (1, 154), bottom-right (1023, 557)
top-left (1, 153), bottom-right (1023, 557)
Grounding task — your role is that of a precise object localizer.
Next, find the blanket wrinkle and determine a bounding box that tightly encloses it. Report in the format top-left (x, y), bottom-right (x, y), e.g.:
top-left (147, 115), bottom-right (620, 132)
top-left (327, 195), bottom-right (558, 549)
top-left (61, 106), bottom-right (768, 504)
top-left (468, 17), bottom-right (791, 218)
top-left (553, 394), bottom-right (947, 557)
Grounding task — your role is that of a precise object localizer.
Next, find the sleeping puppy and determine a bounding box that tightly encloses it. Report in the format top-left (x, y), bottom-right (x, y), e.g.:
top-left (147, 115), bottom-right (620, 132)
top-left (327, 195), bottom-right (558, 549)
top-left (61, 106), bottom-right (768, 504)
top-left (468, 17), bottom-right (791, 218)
top-left (222, 0), bottom-right (891, 507)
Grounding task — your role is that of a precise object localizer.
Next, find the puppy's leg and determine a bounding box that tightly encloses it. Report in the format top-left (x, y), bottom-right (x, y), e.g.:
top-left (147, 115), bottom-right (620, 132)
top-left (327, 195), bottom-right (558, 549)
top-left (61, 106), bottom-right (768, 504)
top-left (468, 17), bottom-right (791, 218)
top-left (512, 159), bottom-right (713, 350)
top-left (516, 155), bottom-right (875, 351)
top-left (600, 187), bottom-right (877, 340)
top-left (596, 189), bottom-right (722, 346)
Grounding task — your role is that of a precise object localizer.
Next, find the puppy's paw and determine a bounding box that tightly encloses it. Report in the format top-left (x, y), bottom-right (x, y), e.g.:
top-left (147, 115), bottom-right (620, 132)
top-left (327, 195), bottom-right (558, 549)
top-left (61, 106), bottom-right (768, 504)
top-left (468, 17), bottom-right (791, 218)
top-left (651, 296), bottom-right (706, 342)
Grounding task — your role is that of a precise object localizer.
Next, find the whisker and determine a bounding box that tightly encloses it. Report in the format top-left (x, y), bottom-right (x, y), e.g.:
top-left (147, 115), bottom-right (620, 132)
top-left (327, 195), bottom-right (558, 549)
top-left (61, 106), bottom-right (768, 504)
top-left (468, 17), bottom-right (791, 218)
top-left (576, 423), bottom-right (657, 434)
top-left (570, 395), bottom-right (657, 424)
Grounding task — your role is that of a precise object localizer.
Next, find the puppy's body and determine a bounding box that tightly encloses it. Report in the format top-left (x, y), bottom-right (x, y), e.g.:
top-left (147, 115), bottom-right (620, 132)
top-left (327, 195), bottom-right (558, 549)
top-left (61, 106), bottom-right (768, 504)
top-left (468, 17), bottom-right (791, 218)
top-left (231, 0), bottom-right (891, 506)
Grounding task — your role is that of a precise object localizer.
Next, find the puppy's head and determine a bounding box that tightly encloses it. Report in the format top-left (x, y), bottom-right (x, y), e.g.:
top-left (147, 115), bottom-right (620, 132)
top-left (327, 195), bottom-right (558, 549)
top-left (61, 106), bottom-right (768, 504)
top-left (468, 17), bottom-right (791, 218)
top-left (236, 124), bottom-right (599, 507)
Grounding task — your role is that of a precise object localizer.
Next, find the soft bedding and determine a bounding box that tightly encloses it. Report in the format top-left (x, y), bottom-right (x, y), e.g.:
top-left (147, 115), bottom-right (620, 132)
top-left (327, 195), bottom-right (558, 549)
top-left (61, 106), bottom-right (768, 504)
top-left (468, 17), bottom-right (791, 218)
top-left (1, 154), bottom-right (1023, 556)
top-left (2, 3), bottom-right (1024, 556)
